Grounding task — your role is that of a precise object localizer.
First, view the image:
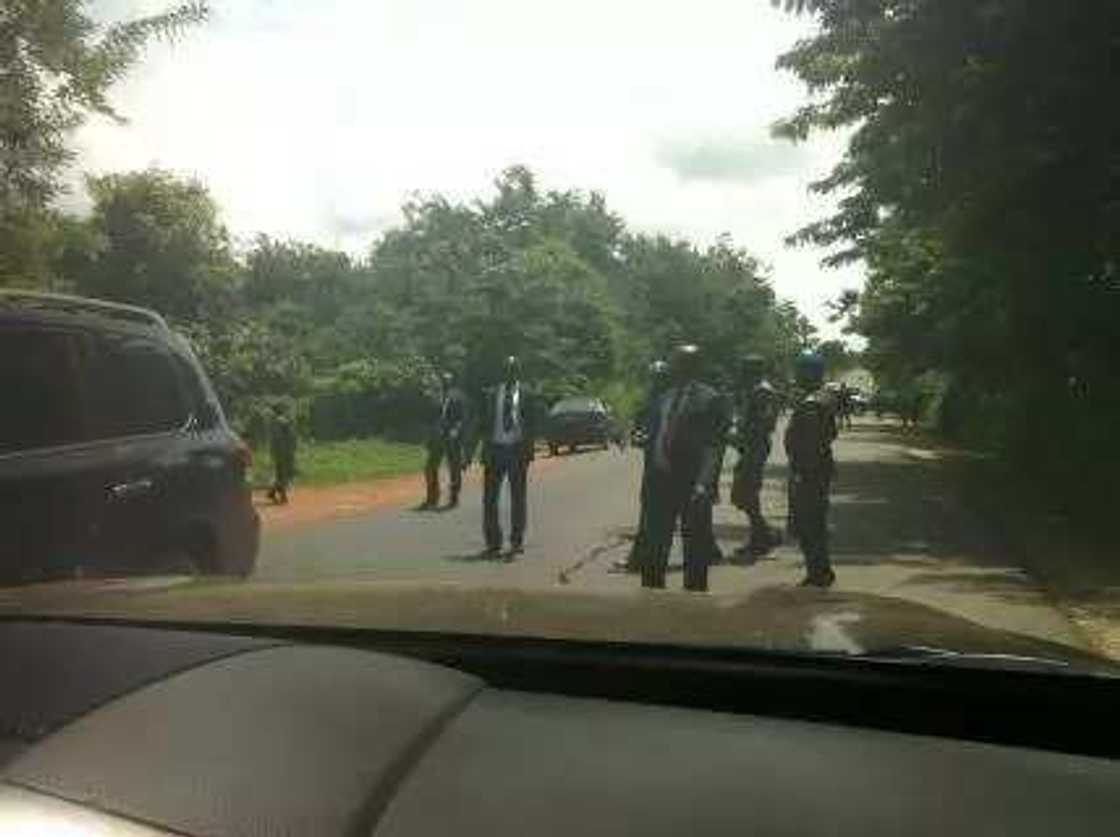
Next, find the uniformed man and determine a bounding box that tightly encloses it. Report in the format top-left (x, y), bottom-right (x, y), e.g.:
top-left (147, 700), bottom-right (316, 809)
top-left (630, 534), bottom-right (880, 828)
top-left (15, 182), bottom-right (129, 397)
top-left (420, 371), bottom-right (468, 509)
top-left (730, 354), bottom-right (780, 559)
top-left (468, 356), bottom-right (541, 558)
top-left (267, 408), bottom-right (297, 505)
top-left (784, 351), bottom-right (839, 588)
top-left (641, 344), bottom-right (729, 592)
top-left (615, 359), bottom-right (671, 573)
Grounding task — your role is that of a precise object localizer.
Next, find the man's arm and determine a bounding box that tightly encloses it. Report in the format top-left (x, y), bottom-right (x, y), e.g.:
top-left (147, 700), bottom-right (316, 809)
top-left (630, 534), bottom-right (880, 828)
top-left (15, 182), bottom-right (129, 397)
top-left (464, 391), bottom-right (487, 466)
top-left (694, 390), bottom-right (730, 496)
top-left (447, 392), bottom-right (466, 438)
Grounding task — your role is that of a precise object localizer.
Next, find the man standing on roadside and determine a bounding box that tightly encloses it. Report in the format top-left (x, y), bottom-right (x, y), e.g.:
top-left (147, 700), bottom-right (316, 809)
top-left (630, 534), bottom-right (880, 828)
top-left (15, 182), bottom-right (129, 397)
top-left (785, 351), bottom-right (839, 588)
top-left (469, 356), bottom-right (540, 558)
top-left (614, 359), bottom-right (671, 573)
top-left (420, 371), bottom-right (468, 509)
top-left (730, 354), bottom-right (780, 559)
top-left (267, 407), bottom-right (297, 505)
top-left (640, 344), bottom-right (728, 592)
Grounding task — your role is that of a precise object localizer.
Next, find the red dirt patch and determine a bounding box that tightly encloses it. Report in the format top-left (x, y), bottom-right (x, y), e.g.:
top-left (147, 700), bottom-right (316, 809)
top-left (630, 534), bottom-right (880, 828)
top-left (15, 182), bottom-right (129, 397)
top-left (255, 453), bottom-right (570, 531)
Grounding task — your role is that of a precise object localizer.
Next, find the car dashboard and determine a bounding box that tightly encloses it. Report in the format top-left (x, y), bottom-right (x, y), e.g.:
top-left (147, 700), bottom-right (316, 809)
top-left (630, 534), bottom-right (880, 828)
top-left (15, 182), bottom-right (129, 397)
top-left (0, 620), bottom-right (1117, 835)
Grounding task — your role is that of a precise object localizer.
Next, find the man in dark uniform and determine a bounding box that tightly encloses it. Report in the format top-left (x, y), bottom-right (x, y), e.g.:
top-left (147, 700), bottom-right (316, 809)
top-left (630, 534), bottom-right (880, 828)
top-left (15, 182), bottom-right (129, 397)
top-left (468, 356), bottom-right (540, 558)
top-left (614, 359), bottom-right (671, 573)
top-left (420, 371), bottom-right (468, 509)
top-left (785, 351), bottom-right (839, 588)
top-left (641, 344), bottom-right (729, 592)
top-left (267, 408), bottom-right (297, 505)
top-left (730, 354), bottom-right (780, 559)
top-left (842, 380), bottom-right (855, 428)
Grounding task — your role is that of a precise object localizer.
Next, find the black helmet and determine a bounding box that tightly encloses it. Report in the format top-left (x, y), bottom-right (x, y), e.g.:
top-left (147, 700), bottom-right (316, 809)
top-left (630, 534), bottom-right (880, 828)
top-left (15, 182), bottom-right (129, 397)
top-left (670, 344), bottom-right (701, 381)
top-left (793, 351), bottom-right (825, 388)
top-left (741, 353), bottom-right (766, 380)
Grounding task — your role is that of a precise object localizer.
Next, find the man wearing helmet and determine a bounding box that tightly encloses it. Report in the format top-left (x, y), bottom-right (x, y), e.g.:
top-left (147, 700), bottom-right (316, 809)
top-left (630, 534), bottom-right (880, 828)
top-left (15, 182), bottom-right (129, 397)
top-left (641, 344), bottom-right (729, 592)
top-left (615, 359), bottom-right (671, 573)
top-left (420, 371), bottom-right (468, 509)
top-left (785, 350), bottom-right (839, 587)
top-left (730, 354), bottom-right (780, 558)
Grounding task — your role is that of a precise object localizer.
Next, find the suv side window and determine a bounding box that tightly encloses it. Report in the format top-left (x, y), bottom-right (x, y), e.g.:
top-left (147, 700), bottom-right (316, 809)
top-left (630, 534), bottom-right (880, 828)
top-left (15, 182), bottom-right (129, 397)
top-left (87, 336), bottom-right (189, 439)
top-left (172, 353), bottom-right (218, 429)
top-left (0, 329), bottom-right (91, 454)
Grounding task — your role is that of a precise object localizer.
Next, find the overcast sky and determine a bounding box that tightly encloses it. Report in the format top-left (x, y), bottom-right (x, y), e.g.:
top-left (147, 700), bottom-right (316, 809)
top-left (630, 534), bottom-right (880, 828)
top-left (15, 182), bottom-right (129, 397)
top-left (78, 0), bottom-right (862, 334)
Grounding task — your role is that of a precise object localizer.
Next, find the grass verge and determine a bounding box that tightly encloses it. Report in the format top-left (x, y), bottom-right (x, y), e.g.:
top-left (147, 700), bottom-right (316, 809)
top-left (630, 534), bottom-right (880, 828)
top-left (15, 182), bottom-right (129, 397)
top-left (250, 437), bottom-right (425, 488)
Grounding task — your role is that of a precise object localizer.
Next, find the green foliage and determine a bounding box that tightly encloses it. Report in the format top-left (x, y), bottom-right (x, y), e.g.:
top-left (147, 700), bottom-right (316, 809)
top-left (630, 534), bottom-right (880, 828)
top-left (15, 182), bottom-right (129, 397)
top-left (249, 438), bottom-right (425, 488)
top-left (72, 169), bottom-right (237, 320)
top-left (0, 2), bottom-right (208, 286)
top-left (47, 165), bottom-right (810, 447)
top-left (777, 0), bottom-right (1120, 526)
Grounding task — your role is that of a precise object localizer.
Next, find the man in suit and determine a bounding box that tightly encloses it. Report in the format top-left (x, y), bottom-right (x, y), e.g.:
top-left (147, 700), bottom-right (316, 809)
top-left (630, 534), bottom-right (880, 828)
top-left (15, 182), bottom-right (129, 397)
top-left (421, 371), bottom-right (468, 509)
top-left (614, 359), bottom-right (670, 573)
top-left (468, 356), bottom-right (540, 558)
top-left (641, 344), bottom-right (729, 592)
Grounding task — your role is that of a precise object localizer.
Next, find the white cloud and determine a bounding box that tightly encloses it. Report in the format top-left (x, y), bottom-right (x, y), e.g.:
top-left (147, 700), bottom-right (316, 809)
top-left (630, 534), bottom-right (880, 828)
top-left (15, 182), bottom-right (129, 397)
top-left (75, 0), bottom-right (863, 335)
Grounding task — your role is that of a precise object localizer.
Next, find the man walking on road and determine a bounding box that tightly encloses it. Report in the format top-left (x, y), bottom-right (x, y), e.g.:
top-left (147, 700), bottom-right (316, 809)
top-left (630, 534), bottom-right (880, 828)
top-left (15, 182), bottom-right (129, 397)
top-left (469, 356), bottom-right (540, 558)
top-left (420, 371), bottom-right (468, 509)
top-left (641, 344), bottom-right (729, 592)
top-left (785, 351), bottom-right (839, 588)
top-left (730, 354), bottom-right (780, 559)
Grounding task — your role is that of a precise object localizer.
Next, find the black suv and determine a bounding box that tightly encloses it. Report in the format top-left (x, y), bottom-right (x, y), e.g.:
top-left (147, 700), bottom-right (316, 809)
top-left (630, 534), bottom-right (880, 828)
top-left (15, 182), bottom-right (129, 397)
top-left (0, 291), bottom-right (258, 584)
top-left (544, 396), bottom-right (617, 455)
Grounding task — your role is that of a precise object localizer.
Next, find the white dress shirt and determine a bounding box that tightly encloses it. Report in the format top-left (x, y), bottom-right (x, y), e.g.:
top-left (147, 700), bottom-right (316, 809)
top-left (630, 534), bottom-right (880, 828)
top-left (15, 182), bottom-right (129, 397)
top-left (492, 381), bottom-right (523, 445)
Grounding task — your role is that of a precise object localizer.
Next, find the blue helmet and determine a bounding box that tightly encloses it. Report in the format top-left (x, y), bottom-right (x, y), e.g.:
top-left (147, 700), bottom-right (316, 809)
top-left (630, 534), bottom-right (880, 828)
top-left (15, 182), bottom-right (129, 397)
top-left (793, 351), bottom-right (825, 387)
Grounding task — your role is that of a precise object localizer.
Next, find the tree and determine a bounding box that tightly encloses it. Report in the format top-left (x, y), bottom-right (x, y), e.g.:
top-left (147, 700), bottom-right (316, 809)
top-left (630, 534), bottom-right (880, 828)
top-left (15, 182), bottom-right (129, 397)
top-left (70, 168), bottom-right (237, 321)
top-left (0, 1), bottom-right (208, 286)
top-left (775, 0), bottom-right (1120, 523)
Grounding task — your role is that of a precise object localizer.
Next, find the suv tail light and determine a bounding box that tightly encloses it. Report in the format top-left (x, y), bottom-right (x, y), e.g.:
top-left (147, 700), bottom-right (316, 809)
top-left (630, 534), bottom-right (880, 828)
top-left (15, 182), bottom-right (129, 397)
top-left (234, 439), bottom-right (252, 471)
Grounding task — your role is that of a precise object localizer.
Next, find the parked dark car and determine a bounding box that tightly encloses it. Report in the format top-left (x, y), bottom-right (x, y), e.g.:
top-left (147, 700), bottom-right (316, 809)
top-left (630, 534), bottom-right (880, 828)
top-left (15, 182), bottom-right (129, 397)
top-left (0, 291), bottom-right (259, 585)
top-left (544, 396), bottom-right (615, 455)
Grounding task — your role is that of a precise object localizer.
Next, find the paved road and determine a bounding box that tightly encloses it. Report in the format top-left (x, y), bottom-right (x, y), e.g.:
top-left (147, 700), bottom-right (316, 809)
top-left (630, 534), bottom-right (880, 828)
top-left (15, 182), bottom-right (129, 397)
top-left (257, 420), bottom-right (1086, 650)
top-left (257, 446), bottom-right (645, 588)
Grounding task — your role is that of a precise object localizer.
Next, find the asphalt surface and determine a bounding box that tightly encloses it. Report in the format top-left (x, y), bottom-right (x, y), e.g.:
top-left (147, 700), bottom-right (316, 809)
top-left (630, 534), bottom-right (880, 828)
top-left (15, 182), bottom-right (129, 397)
top-left (255, 419), bottom-right (1088, 651)
top-left (257, 444), bottom-right (644, 587)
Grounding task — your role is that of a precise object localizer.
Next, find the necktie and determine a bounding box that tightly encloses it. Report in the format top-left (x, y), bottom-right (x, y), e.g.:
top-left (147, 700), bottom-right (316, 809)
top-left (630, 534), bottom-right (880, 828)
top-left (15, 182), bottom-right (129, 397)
top-left (659, 385), bottom-right (688, 463)
top-left (503, 385), bottom-right (515, 433)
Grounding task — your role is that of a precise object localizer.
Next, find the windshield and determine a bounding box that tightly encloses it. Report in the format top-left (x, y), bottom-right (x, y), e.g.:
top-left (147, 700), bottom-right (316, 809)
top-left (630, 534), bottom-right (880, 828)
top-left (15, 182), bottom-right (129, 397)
top-left (1, 0), bottom-right (1118, 677)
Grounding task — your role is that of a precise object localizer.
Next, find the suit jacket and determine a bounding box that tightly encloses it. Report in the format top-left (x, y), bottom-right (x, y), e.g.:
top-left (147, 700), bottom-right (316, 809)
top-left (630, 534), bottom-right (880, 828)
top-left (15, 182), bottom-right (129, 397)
top-left (431, 387), bottom-right (468, 443)
top-left (646, 381), bottom-right (729, 488)
top-left (469, 382), bottom-right (542, 464)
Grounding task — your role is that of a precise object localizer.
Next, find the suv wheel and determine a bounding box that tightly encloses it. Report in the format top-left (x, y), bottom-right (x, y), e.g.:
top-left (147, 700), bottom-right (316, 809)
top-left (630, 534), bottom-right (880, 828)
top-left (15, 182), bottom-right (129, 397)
top-left (164, 527), bottom-right (218, 576)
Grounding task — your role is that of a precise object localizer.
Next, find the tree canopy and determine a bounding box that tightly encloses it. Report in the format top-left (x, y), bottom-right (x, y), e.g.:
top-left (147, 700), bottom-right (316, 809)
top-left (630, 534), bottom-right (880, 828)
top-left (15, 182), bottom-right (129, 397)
top-left (37, 165), bottom-right (812, 443)
top-left (0, 1), bottom-right (208, 286)
top-left (776, 0), bottom-right (1120, 523)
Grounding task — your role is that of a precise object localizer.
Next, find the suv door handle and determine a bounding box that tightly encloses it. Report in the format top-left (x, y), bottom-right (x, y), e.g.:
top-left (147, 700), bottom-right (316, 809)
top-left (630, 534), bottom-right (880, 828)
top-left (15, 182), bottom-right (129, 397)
top-left (107, 477), bottom-right (154, 500)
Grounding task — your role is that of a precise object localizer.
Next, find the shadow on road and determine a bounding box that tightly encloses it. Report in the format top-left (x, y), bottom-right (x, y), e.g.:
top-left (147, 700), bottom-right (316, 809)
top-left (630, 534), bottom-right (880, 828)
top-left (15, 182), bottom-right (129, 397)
top-left (898, 569), bottom-right (1050, 605)
top-left (825, 457), bottom-right (1008, 566)
top-left (445, 551), bottom-right (507, 563)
